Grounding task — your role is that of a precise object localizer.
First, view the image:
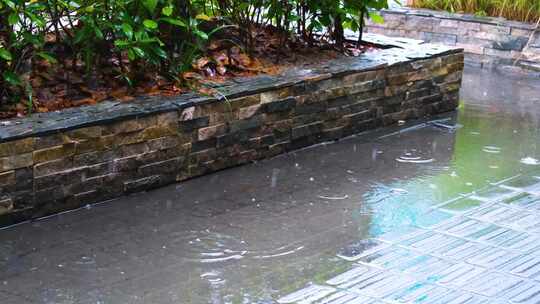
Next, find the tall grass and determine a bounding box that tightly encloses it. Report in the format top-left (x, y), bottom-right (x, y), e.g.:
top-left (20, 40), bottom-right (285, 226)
top-left (411, 0), bottom-right (540, 23)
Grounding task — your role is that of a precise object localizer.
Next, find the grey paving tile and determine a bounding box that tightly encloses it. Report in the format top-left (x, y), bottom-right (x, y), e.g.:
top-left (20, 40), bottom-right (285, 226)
top-left (277, 284), bottom-right (335, 304)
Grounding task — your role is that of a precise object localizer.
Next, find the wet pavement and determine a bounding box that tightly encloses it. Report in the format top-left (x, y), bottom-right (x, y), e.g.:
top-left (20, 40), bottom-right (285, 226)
top-left (1, 66), bottom-right (540, 304)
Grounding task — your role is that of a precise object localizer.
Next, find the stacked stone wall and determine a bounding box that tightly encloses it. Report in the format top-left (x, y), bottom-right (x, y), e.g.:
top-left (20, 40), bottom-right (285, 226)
top-left (366, 9), bottom-right (540, 71)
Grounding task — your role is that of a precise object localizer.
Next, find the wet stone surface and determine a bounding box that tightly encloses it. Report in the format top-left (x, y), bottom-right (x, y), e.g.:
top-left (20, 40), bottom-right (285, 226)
top-left (0, 66), bottom-right (540, 303)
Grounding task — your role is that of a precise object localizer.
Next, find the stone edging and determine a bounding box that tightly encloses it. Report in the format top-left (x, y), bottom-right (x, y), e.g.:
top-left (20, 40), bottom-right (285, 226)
top-left (0, 34), bottom-right (464, 226)
top-left (365, 8), bottom-right (540, 73)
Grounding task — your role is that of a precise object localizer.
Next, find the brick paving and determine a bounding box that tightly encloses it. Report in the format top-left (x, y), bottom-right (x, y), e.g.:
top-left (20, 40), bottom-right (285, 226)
top-left (278, 175), bottom-right (540, 304)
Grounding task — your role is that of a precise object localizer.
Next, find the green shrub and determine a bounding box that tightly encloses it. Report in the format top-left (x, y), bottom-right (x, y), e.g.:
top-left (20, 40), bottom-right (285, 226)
top-left (411, 0), bottom-right (540, 23)
top-left (0, 0), bottom-right (388, 108)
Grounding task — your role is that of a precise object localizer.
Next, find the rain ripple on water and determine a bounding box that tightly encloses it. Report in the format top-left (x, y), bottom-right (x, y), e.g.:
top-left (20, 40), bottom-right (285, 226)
top-left (396, 152), bottom-right (434, 164)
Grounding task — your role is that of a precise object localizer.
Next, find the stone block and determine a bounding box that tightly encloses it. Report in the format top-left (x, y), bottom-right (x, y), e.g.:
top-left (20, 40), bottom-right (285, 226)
top-left (66, 126), bottom-right (103, 140)
top-left (492, 36), bottom-right (529, 51)
top-left (458, 21), bottom-right (481, 31)
top-left (216, 131), bottom-right (250, 148)
top-left (147, 136), bottom-right (181, 151)
top-left (33, 158), bottom-right (74, 177)
top-left (143, 126), bottom-right (177, 141)
top-left (229, 115), bottom-right (264, 132)
top-left (532, 33), bottom-right (540, 48)
top-left (229, 95), bottom-right (261, 110)
top-left (294, 113), bottom-right (325, 126)
top-left (403, 16), bottom-right (440, 31)
top-left (455, 43), bottom-right (484, 55)
top-left (321, 126), bottom-right (345, 141)
top-left (191, 138), bottom-right (217, 153)
top-left (73, 150), bottom-right (114, 167)
top-left (138, 158), bottom-right (182, 176)
top-left (156, 112), bottom-right (179, 125)
top-left (85, 163), bottom-right (112, 179)
top-left (439, 19), bottom-right (459, 28)
top-left (33, 143), bottom-right (75, 163)
top-left (117, 142), bottom-right (150, 158)
top-left (0, 153), bottom-right (33, 172)
top-left (349, 79), bottom-right (386, 94)
top-left (260, 88), bottom-right (292, 104)
top-left (114, 155), bottom-right (142, 173)
top-left (33, 134), bottom-right (64, 150)
top-left (419, 93), bottom-right (443, 105)
top-left (420, 32), bottom-right (457, 45)
top-left (0, 138), bottom-right (33, 157)
top-left (511, 27), bottom-right (534, 38)
top-left (197, 124), bottom-right (227, 141)
top-left (0, 170), bottom-right (15, 186)
top-left (437, 26), bottom-right (469, 35)
top-left (342, 70), bottom-right (385, 85)
top-left (238, 104), bottom-right (262, 120)
top-left (291, 122), bottom-right (323, 139)
top-left (484, 48), bottom-right (520, 59)
top-left (263, 97), bottom-right (297, 113)
top-left (479, 24), bottom-right (511, 35)
top-left (179, 116), bottom-right (210, 132)
top-left (0, 197), bottom-right (13, 215)
top-left (109, 116), bottom-right (156, 134)
top-left (295, 103), bottom-right (327, 115)
top-left (190, 148), bottom-right (217, 164)
top-left (326, 95), bottom-right (352, 108)
top-left (35, 170), bottom-right (80, 191)
top-left (180, 106), bottom-right (195, 121)
top-left (15, 168), bottom-right (32, 191)
top-left (74, 135), bottom-right (115, 154)
top-left (124, 175), bottom-right (161, 193)
top-left (344, 110), bottom-right (372, 123)
top-left (248, 135), bottom-right (275, 149)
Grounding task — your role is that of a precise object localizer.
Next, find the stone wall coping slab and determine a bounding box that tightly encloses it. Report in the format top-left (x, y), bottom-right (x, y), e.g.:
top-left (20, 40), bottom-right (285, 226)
top-left (0, 33), bottom-right (461, 143)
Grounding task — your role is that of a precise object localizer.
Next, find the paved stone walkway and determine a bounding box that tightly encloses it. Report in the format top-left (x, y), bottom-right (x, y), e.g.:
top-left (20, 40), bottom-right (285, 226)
top-left (278, 175), bottom-right (540, 304)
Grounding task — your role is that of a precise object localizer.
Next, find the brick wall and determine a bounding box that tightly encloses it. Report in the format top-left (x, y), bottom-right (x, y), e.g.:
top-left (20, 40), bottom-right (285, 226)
top-left (0, 39), bottom-right (464, 226)
top-left (366, 8), bottom-right (540, 71)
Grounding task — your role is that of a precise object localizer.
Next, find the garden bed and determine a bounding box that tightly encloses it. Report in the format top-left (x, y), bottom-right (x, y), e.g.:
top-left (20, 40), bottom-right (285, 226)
top-left (0, 34), bottom-right (464, 226)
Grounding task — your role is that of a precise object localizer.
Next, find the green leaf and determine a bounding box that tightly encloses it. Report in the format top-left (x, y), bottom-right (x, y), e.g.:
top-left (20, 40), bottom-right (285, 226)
top-left (122, 23), bottom-right (133, 39)
top-left (143, 19), bottom-right (158, 29)
top-left (162, 5), bottom-right (173, 16)
top-left (36, 52), bottom-right (58, 64)
top-left (194, 30), bottom-right (208, 40)
top-left (94, 27), bottom-right (104, 40)
top-left (368, 12), bottom-right (384, 24)
top-left (152, 46), bottom-right (167, 59)
top-left (114, 39), bottom-right (131, 48)
top-left (132, 47), bottom-right (145, 58)
top-left (73, 26), bottom-right (90, 44)
top-left (127, 49), bottom-right (136, 61)
top-left (8, 13), bottom-right (19, 26)
top-left (3, 71), bottom-right (22, 86)
top-left (25, 12), bottom-right (45, 27)
top-left (0, 48), bottom-right (12, 61)
top-left (195, 14), bottom-right (211, 21)
top-left (143, 0), bottom-right (158, 13)
top-left (160, 17), bottom-right (186, 28)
